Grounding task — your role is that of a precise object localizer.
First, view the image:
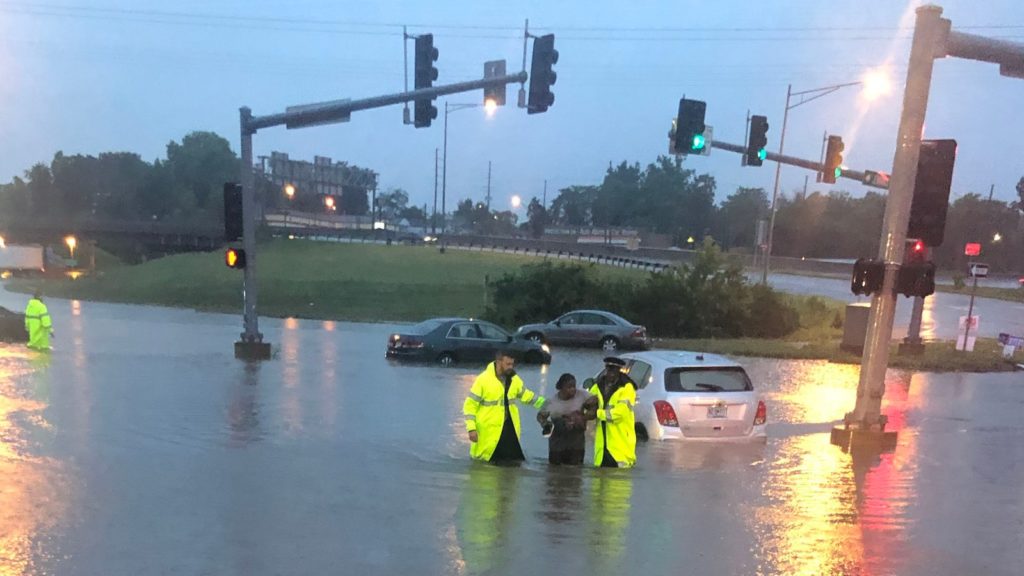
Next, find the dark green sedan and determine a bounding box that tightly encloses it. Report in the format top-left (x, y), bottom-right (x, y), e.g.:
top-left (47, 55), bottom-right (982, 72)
top-left (386, 318), bottom-right (552, 366)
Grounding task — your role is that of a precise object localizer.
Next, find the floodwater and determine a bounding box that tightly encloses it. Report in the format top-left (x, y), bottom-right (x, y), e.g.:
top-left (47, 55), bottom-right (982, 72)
top-left (1, 292), bottom-right (1023, 575)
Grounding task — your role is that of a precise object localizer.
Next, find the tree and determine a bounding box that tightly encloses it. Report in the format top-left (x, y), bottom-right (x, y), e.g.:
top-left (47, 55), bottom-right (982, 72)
top-left (1015, 177), bottom-right (1024, 214)
top-left (549, 185), bottom-right (596, 226)
top-left (714, 187), bottom-right (769, 250)
top-left (165, 131), bottom-right (239, 215)
top-left (526, 197), bottom-right (547, 238)
top-left (375, 188), bottom-right (409, 222)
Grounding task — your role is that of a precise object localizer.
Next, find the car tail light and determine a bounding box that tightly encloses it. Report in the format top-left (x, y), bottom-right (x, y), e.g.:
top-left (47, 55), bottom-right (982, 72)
top-left (753, 400), bottom-right (767, 426)
top-left (391, 336), bottom-right (424, 349)
top-left (654, 400), bottom-right (678, 427)
top-left (631, 327), bottom-right (646, 338)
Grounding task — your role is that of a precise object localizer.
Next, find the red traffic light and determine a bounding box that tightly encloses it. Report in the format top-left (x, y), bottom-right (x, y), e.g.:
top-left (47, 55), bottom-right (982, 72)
top-left (225, 248), bottom-right (246, 269)
top-left (913, 240), bottom-right (925, 253)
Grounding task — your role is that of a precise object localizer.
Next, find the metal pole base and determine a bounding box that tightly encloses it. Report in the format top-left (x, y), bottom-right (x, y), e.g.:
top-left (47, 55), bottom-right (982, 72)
top-left (235, 340), bottom-right (272, 360)
top-left (830, 425), bottom-right (898, 452)
top-left (898, 340), bottom-right (926, 356)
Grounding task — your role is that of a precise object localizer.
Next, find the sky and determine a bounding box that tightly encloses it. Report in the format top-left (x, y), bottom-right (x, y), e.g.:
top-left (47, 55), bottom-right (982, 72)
top-left (0, 0), bottom-right (1021, 215)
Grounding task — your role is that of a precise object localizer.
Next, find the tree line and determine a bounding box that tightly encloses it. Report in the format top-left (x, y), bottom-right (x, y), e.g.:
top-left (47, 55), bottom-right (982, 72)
top-left (1, 132), bottom-right (1021, 272)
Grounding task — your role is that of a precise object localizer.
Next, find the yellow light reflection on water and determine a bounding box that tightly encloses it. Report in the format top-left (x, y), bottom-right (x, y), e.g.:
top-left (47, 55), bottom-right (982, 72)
top-left (755, 361), bottom-right (918, 575)
top-left (0, 347), bottom-right (66, 575)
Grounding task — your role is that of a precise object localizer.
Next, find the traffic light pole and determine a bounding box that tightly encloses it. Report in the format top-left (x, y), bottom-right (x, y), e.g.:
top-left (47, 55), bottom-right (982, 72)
top-left (234, 71), bottom-right (529, 359)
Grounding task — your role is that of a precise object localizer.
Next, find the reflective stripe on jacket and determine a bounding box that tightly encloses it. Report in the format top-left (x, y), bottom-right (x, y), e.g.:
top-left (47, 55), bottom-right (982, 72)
top-left (589, 379), bottom-right (637, 468)
top-left (462, 362), bottom-right (546, 461)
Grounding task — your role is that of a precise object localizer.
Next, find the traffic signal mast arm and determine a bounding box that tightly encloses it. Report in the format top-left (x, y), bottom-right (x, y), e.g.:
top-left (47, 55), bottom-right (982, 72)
top-left (246, 72), bottom-right (528, 132)
top-left (709, 139), bottom-right (888, 189)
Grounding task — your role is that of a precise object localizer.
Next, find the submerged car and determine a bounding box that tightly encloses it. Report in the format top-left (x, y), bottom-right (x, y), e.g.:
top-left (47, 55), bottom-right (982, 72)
top-left (619, 350), bottom-right (766, 441)
top-left (515, 309), bottom-right (650, 352)
top-left (386, 317), bottom-right (552, 366)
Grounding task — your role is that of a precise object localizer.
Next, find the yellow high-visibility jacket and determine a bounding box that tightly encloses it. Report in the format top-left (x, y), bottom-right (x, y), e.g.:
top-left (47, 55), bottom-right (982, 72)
top-left (589, 379), bottom-right (637, 468)
top-left (463, 363), bottom-right (546, 461)
top-left (24, 298), bottom-right (52, 351)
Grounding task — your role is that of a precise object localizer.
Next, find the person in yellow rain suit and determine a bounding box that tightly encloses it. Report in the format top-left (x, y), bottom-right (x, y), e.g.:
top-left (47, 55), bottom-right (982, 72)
top-left (24, 289), bottom-right (54, 351)
top-left (463, 349), bottom-right (546, 463)
top-left (587, 357), bottom-right (637, 468)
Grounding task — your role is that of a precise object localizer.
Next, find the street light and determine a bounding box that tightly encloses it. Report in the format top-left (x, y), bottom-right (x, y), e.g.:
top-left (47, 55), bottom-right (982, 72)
top-left (324, 196), bottom-right (336, 211)
top-left (440, 100), bottom-right (493, 251)
top-left (993, 232), bottom-right (1003, 243)
top-left (284, 183), bottom-right (296, 199)
top-left (761, 76), bottom-right (888, 285)
top-left (510, 194), bottom-right (522, 209)
top-left (65, 235), bottom-right (77, 259)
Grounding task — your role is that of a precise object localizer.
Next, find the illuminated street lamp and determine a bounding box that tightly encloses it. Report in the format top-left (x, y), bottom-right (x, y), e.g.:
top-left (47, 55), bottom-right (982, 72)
top-left (761, 69), bottom-right (891, 284)
top-left (993, 232), bottom-right (1002, 243)
top-left (324, 196), bottom-right (336, 211)
top-left (510, 194), bottom-right (522, 209)
top-left (441, 100), bottom-right (496, 248)
top-left (484, 98), bottom-right (498, 117)
top-left (65, 235), bottom-right (77, 259)
top-left (284, 184), bottom-right (296, 199)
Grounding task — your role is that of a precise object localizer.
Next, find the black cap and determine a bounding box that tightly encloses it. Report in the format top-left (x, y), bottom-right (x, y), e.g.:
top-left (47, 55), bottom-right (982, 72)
top-left (603, 357), bottom-right (626, 367)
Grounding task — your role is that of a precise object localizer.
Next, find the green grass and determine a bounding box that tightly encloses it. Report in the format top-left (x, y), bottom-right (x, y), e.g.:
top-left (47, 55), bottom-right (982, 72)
top-left (11, 239), bottom-right (637, 322)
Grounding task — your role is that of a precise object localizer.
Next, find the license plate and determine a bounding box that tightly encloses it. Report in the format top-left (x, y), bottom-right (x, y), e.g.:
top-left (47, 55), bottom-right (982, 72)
top-left (707, 404), bottom-right (728, 419)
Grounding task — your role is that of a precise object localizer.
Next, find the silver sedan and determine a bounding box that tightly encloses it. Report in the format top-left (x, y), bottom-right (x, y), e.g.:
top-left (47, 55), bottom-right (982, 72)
top-left (515, 309), bottom-right (651, 352)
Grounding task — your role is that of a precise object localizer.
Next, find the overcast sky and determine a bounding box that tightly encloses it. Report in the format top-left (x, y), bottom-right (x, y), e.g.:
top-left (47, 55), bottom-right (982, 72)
top-left (0, 0), bottom-right (1021, 214)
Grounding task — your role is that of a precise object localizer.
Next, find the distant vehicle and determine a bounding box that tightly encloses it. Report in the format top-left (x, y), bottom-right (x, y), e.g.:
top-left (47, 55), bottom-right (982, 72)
top-left (617, 350), bottom-right (766, 442)
top-left (515, 310), bottom-right (650, 352)
top-left (387, 317), bottom-right (552, 366)
top-left (0, 243), bottom-right (44, 272)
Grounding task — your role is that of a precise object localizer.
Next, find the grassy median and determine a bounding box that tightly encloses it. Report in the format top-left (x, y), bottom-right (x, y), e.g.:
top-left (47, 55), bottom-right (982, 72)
top-left (8, 239), bottom-right (1020, 372)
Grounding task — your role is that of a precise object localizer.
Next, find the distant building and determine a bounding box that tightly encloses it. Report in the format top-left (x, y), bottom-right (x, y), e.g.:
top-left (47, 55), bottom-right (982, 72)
top-left (259, 152), bottom-right (378, 215)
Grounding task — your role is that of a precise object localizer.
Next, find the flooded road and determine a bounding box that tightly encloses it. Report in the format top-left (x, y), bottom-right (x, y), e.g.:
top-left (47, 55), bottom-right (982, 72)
top-left (766, 273), bottom-right (1024, 341)
top-left (1, 292), bottom-right (1023, 575)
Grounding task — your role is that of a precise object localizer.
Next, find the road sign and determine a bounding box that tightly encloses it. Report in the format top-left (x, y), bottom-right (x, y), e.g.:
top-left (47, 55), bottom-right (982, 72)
top-left (958, 315), bottom-right (980, 331)
top-left (964, 242), bottom-right (981, 256)
top-left (969, 263), bottom-right (989, 278)
top-left (998, 333), bottom-right (1024, 348)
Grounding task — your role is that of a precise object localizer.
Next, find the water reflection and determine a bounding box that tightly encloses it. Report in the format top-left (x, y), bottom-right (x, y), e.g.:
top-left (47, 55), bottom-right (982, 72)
top-left (584, 471), bottom-right (633, 576)
top-left (0, 347), bottom-right (66, 575)
top-left (755, 369), bottom-right (917, 575)
top-left (456, 463), bottom-right (519, 575)
top-left (227, 361), bottom-right (263, 447)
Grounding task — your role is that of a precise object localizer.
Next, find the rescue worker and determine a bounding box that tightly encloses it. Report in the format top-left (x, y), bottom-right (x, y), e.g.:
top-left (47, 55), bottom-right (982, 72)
top-left (24, 289), bottom-right (53, 351)
top-left (587, 357), bottom-right (637, 468)
top-left (463, 349), bottom-right (546, 463)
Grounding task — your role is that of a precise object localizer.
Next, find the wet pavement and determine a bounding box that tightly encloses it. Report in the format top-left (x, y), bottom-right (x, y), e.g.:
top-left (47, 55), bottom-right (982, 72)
top-left (765, 273), bottom-right (1024, 341)
top-left (1, 291), bottom-right (1024, 575)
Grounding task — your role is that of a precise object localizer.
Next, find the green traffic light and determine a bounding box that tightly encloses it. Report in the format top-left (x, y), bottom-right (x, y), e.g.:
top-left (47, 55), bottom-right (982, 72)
top-left (757, 148), bottom-right (767, 161)
top-left (691, 134), bottom-right (705, 151)
top-left (834, 167), bottom-right (842, 179)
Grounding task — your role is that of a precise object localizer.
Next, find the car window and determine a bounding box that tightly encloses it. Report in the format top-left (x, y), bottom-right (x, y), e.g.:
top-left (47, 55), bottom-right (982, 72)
top-left (476, 323), bottom-right (509, 341)
top-left (664, 367), bottom-right (753, 392)
top-left (409, 319), bottom-right (446, 334)
top-left (582, 313), bottom-right (615, 325)
top-left (559, 313), bottom-right (582, 325)
top-left (446, 323), bottom-right (479, 339)
top-left (627, 360), bottom-right (653, 389)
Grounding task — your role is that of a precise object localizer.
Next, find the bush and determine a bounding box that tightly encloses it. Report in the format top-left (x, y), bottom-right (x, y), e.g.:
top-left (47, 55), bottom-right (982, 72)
top-left (486, 241), bottom-right (803, 339)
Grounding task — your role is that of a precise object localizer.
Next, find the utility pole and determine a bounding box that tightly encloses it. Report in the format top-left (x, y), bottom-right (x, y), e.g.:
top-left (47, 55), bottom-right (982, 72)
top-left (988, 183), bottom-right (994, 201)
top-left (486, 160), bottom-right (492, 210)
top-left (432, 147), bottom-right (438, 235)
top-left (543, 179), bottom-right (547, 209)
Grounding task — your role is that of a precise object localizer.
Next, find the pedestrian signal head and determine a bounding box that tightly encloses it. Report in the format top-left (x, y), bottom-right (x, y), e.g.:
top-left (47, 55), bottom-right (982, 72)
top-left (225, 247), bottom-right (246, 269)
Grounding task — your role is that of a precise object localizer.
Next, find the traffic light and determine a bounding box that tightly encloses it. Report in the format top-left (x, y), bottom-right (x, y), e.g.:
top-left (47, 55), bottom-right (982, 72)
top-left (851, 258), bottom-right (885, 296)
top-left (674, 98), bottom-right (706, 155)
top-left (897, 261), bottom-right (936, 297)
top-left (746, 115), bottom-right (769, 166)
top-left (225, 247), bottom-right (246, 269)
top-left (527, 34), bottom-right (558, 114)
top-left (906, 239), bottom-right (927, 263)
top-left (908, 139), bottom-right (957, 247)
top-left (414, 34), bottom-right (439, 128)
top-left (223, 182), bottom-right (243, 241)
top-left (822, 135), bottom-right (844, 184)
